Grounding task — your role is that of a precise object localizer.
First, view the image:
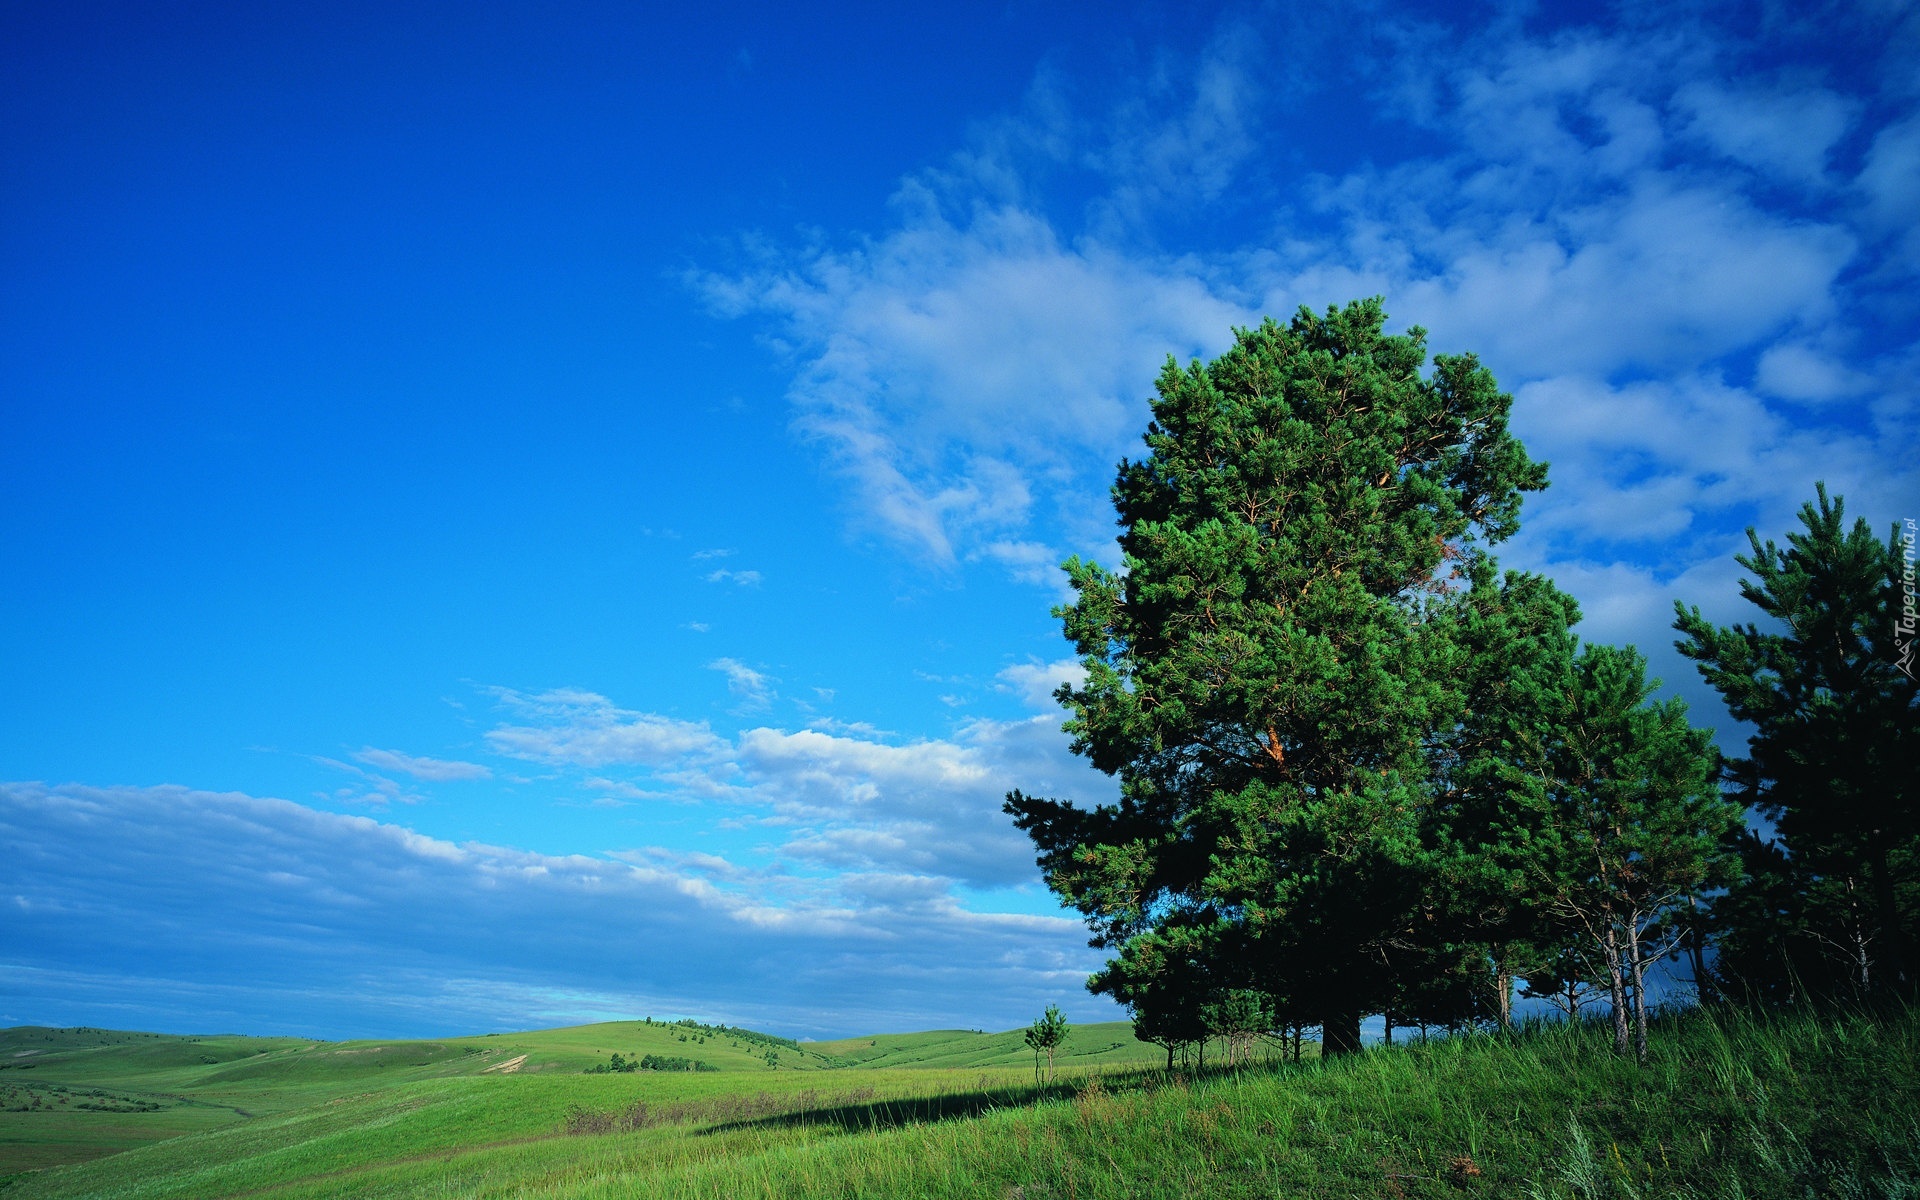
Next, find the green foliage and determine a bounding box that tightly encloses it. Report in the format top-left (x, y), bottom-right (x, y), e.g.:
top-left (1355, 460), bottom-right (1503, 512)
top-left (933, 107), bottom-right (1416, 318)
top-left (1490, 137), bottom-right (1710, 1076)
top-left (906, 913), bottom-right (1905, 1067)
top-left (1009, 298), bottom-right (1551, 1052)
top-left (1675, 484), bottom-right (1920, 998)
top-left (1531, 645), bottom-right (1739, 1059)
top-left (584, 1053), bottom-right (718, 1074)
top-left (1022, 1005), bottom-right (1070, 1082)
top-left (1420, 569), bottom-right (1585, 1029)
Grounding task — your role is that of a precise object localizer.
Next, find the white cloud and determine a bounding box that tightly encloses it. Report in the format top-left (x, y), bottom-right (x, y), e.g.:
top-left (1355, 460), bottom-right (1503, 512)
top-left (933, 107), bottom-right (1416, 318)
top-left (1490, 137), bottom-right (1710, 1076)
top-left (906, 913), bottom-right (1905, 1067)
top-left (1855, 113), bottom-right (1920, 270)
top-left (353, 747), bottom-right (492, 782)
top-left (976, 539), bottom-right (1069, 590)
top-left (700, 20), bottom-right (1904, 609)
top-left (1084, 21), bottom-right (1263, 229)
top-left (704, 568), bottom-right (763, 586)
top-left (708, 657), bottom-right (776, 710)
top-left (1754, 342), bottom-right (1872, 403)
top-left (1509, 369), bottom-right (1906, 555)
top-left (473, 678), bottom-right (1113, 891)
top-left (309, 755), bottom-right (419, 806)
top-left (729, 714), bottom-right (1112, 888)
top-left (996, 657), bottom-right (1085, 710)
top-left (1674, 81), bottom-right (1855, 185)
top-left (483, 688), bottom-right (725, 769)
top-left (0, 782), bottom-right (1114, 1039)
top-left (697, 188), bottom-right (1246, 570)
top-left (697, 17), bottom-right (1920, 775)
top-left (1857, 113), bottom-right (1920, 231)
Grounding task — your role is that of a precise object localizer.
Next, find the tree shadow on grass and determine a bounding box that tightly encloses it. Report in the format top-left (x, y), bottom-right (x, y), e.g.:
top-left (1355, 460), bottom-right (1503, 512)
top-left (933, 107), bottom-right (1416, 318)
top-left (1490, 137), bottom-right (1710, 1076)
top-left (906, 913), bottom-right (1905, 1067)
top-left (566, 1062), bottom-right (1294, 1140)
top-left (697, 1081), bottom-right (1087, 1136)
top-left (697, 1062), bottom-right (1289, 1136)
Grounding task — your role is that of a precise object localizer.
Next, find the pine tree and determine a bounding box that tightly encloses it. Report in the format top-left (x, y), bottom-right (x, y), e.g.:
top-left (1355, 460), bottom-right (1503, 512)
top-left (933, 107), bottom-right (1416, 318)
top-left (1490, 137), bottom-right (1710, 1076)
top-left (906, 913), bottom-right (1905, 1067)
top-left (1675, 485), bottom-right (1920, 996)
top-left (1006, 299), bottom-right (1547, 1055)
top-left (1022, 1005), bottom-right (1069, 1083)
top-left (1423, 569), bottom-right (1585, 1030)
top-left (1534, 646), bottom-right (1736, 1060)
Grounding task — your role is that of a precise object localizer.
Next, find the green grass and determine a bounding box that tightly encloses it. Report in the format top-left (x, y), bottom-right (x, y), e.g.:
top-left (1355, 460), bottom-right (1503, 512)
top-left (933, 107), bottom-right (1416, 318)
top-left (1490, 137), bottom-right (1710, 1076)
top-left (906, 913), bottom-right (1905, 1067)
top-left (800, 1022), bottom-right (1163, 1070)
top-left (0, 1018), bottom-right (1161, 1178)
top-left (4, 1005), bottom-right (1916, 1199)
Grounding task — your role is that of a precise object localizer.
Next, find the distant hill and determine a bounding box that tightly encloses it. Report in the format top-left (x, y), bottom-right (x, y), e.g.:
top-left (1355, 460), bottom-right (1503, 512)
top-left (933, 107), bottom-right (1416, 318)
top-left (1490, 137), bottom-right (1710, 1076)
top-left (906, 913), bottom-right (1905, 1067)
top-left (0, 1016), bottom-right (1160, 1174)
top-left (802, 1022), bottom-right (1160, 1069)
top-left (6, 1006), bottom-right (1913, 1199)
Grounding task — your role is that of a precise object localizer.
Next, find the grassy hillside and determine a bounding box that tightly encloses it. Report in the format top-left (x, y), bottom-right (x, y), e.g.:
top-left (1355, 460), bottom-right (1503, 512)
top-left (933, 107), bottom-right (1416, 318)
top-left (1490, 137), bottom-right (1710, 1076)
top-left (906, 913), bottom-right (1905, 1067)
top-left (0, 1017), bottom-right (807, 1173)
top-left (801, 1022), bottom-right (1164, 1070)
top-left (4, 1004), bottom-right (1915, 1199)
top-left (0, 1017), bottom-right (1158, 1175)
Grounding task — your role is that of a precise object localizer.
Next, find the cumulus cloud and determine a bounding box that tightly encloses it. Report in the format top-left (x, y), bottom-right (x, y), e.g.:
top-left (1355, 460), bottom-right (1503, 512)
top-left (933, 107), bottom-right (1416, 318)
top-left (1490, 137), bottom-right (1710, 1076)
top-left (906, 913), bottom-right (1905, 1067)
top-left (473, 678), bottom-right (1113, 891)
top-left (24, 5), bottom-right (1915, 1047)
top-left (996, 657), bottom-right (1086, 711)
top-left (1754, 343), bottom-right (1873, 403)
top-left (733, 715), bottom-right (1112, 888)
top-left (1857, 114), bottom-right (1920, 232)
top-left (0, 782), bottom-right (1111, 1039)
top-left (1673, 81), bottom-right (1855, 185)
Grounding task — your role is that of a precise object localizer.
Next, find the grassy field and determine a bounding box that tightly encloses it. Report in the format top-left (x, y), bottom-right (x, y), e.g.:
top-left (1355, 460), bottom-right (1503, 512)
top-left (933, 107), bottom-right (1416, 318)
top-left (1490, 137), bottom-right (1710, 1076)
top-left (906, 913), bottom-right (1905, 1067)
top-left (3, 1005), bottom-right (1915, 1199)
top-left (0, 1017), bottom-right (1159, 1178)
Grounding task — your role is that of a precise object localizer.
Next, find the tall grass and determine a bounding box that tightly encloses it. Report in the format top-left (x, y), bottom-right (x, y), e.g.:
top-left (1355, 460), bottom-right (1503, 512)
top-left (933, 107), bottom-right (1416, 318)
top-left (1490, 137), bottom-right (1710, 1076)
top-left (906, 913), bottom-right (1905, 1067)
top-left (542, 1003), bottom-right (1920, 1200)
top-left (9, 1003), bottom-right (1916, 1200)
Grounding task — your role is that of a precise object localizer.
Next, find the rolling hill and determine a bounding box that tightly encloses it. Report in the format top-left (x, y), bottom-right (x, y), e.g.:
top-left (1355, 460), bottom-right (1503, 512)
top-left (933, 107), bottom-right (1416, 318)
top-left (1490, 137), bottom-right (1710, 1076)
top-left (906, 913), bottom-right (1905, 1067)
top-left (0, 1016), bottom-right (1163, 1175)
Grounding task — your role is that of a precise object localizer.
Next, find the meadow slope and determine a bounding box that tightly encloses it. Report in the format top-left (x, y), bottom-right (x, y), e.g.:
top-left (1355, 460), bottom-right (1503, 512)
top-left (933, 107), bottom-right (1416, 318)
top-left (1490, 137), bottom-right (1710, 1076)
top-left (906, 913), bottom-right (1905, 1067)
top-left (0, 1019), bottom-right (1158, 1177)
top-left (3, 1006), bottom-right (1915, 1199)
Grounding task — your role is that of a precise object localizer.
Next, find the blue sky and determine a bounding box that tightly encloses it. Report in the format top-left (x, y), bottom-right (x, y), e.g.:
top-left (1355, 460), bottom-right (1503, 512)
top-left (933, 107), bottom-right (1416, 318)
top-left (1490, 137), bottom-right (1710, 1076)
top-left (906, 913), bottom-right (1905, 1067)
top-left (3, 0), bottom-right (1916, 1040)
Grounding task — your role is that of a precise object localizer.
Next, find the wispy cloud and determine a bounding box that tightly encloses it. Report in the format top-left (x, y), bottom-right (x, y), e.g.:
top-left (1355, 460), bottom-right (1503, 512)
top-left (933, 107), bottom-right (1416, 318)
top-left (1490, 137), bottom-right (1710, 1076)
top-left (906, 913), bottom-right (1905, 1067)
top-left (353, 748), bottom-right (492, 782)
top-left (704, 568), bottom-right (762, 586)
top-left (474, 682), bottom-right (1111, 889)
top-left (701, 7), bottom-right (1920, 735)
top-left (309, 756), bottom-right (419, 806)
top-left (484, 687), bottom-right (725, 769)
top-left (0, 782), bottom-right (1108, 1038)
top-left (708, 657), bottom-right (776, 710)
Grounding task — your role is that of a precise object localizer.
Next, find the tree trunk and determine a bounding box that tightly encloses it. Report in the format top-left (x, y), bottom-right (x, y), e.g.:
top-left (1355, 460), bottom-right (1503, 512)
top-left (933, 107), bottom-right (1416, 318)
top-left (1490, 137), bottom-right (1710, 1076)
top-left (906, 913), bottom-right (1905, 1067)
top-left (1494, 960), bottom-right (1513, 1031)
top-left (1320, 1011), bottom-right (1362, 1057)
top-left (1602, 925), bottom-right (1630, 1056)
top-left (1870, 840), bottom-right (1910, 994)
top-left (1685, 893), bottom-right (1713, 1005)
top-left (1626, 916), bottom-right (1650, 1065)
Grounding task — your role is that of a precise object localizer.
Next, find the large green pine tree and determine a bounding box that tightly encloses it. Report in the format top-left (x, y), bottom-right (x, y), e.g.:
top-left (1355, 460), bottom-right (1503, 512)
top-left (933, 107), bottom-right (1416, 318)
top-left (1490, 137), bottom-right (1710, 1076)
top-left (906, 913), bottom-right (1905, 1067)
top-left (1006, 299), bottom-right (1547, 1054)
top-left (1675, 485), bottom-right (1919, 996)
top-left (1421, 569), bottom-right (1585, 1030)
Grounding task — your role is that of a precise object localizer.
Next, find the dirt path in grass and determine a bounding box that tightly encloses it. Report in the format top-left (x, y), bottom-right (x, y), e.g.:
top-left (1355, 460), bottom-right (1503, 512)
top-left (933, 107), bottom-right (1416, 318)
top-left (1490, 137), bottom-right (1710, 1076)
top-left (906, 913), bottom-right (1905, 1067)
top-left (480, 1055), bottom-right (527, 1074)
